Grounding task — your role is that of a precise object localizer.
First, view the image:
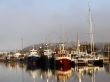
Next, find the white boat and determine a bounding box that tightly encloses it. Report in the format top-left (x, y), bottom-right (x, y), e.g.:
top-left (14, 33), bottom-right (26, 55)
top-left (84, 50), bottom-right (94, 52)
top-left (5, 52), bottom-right (19, 62)
top-left (71, 33), bottom-right (89, 66)
top-left (71, 0), bottom-right (104, 66)
top-left (87, 1), bottom-right (103, 65)
top-left (43, 44), bottom-right (53, 59)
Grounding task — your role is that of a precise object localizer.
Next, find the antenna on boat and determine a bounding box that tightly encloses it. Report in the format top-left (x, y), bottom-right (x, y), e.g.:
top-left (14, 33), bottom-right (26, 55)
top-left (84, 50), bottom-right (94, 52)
top-left (76, 32), bottom-right (80, 54)
top-left (21, 38), bottom-right (23, 51)
top-left (32, 45), bottom-right (35, 50)
top-left (88, 0), bottom-right (94, 53)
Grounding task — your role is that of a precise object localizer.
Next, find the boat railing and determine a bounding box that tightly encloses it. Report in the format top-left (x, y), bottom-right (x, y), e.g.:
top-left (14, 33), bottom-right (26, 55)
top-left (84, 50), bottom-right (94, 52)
top-left (56, 53), bottom-right (71, 58)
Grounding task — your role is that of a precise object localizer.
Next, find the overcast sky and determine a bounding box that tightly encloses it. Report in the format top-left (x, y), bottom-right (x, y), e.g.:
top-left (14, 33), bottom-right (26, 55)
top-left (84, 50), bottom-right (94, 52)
top-left (0, 0), bottom-right (110, 50)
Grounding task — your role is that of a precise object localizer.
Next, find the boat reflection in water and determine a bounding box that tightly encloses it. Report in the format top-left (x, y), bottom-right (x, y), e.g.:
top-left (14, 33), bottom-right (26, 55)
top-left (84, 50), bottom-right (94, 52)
top-left (26, 66), bottom-right (41, 82)
top-left (26, 63), bottom-right (72, 82)
top-left (4, 62), bottom-right (26, 70)
top-left (104, 63), bottom-right (110, 73)
top-left (73, 66), bottom-right (103, 82)
top-left (0, 62), bottom-right (107, 82)
top-left (56, 65), bottom-right (72, 82)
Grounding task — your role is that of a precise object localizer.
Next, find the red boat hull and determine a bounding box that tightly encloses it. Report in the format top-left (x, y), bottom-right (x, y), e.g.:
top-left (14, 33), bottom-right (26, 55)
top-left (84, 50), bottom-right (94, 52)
top-left (56, 59), bottom-right (71, 70)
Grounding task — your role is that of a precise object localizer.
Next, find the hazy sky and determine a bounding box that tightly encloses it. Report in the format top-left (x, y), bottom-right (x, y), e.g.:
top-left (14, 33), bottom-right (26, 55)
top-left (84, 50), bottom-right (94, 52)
top-left (0, 0), bottom-right (110, 50)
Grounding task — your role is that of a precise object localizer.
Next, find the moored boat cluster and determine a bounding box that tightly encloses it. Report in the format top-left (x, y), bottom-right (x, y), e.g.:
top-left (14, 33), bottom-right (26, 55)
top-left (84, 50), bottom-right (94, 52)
top-left (0, 43), bottom-right (105, 67)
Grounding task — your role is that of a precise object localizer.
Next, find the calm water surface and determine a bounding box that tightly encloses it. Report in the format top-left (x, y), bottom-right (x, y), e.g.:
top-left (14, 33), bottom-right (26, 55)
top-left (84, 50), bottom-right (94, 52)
top-left (0, 62), bottom-right (110, 82)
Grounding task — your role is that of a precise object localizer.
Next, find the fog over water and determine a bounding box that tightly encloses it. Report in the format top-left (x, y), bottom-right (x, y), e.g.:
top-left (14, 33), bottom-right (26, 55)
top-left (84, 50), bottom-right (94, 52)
top-left (0, 0), bottom-right (110, 50)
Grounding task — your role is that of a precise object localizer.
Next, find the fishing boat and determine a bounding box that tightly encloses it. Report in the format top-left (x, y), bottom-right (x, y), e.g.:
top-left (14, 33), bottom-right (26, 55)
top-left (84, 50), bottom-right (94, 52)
top-left (5, 53), bottom-right (18, 62)
top-left (43, 43), bottom-right (53, 60)
top-left (27, 46), bottom-right (40, 65)
top-left (71, 33), bottom-right (89, 66)
top-left (40, 43), bottom-right (53, 68)
top-left (55, 43), bottom-right (71, 67)
top-left (88, 53), bottom-right (103, 66)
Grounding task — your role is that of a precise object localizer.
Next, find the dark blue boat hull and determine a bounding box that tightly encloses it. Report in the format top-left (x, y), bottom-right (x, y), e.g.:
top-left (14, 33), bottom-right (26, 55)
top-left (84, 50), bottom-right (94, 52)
top-left (27, 56), bottom-right (40, 65)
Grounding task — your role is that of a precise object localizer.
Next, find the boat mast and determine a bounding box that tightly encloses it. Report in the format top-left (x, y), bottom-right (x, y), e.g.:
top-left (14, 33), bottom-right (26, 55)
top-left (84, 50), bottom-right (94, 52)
top-left (32, 45), bottom-right (35, 50)
top-left (76, 32), bottom-right (80, 54)
top-left (88, 0), bottom-right (94, 53)
top-left (21, 38), bottom-right (23, 51)
top-left (108, 43), bottom-right (109, 57)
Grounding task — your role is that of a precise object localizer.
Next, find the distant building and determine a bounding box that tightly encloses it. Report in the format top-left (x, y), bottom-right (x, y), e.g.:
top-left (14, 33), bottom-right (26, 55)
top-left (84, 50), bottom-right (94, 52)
top-left (0, 51), bottom-right (8, 55)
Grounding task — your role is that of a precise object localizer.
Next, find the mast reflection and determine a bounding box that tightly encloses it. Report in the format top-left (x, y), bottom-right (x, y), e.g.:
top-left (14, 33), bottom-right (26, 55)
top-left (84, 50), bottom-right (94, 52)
top-left (0, 62), bottom-right (104, 82)
top-left (74, 66), bottom-right (103, 82)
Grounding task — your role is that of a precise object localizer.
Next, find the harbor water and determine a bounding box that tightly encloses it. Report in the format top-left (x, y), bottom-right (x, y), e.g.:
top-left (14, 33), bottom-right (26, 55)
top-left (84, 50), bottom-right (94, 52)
top-left (0, 62), bottom-right (110, 82)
